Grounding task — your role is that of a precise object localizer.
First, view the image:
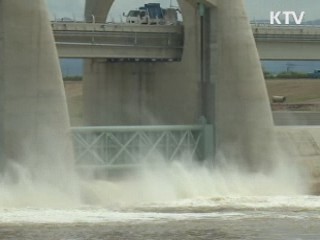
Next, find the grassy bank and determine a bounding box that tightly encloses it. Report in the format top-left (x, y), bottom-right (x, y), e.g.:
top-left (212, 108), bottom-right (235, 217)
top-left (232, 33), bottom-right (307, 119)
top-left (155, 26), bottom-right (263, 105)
top-left (266, 79), bottom-right (320, 103)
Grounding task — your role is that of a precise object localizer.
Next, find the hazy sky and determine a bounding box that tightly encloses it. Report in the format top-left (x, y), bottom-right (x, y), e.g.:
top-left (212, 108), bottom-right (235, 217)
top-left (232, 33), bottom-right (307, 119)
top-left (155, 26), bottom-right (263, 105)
top-left (245, 0), bottom-right (318, 21)
top-left (47, 0), bottom-right (319, 21)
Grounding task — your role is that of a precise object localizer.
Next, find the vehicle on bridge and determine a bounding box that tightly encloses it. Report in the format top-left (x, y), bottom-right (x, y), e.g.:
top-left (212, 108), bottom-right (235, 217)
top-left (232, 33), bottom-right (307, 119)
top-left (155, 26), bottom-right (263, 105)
top-left (125, 3), bottom-right (178, 25)
top-left (309, 69), bottom-right (320, 79)
top-left (125, 9), bottom-right (148, 24)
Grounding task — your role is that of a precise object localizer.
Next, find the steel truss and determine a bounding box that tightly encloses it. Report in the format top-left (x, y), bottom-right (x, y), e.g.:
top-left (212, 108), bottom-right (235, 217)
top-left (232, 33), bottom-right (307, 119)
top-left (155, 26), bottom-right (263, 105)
top-left (71, 125), bottom-right (211, 167)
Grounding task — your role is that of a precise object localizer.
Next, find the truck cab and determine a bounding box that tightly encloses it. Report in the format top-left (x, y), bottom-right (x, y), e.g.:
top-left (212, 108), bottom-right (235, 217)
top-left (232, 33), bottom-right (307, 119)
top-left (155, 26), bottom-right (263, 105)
top-left (125, 3), bottom-right (165, 25)
top-left (310, 69), bottom-right (320, 79)
top-left (126, 10), bottom-right (148, 24)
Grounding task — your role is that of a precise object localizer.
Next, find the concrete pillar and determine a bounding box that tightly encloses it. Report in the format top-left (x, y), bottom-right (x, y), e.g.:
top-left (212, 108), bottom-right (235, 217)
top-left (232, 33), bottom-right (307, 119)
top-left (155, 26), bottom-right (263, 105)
top-left (83, 60), bottom-right (156, 125)
top-left (0, 0), bottom-right (74, 181)
top-left (0, 0), bottom-right (4, 166)
top-left (213, 0), bottom-right (276, 170)
top-left (148, 1), bottom-right (201, 124)
top-left (83, 0), bottom-right (201, 125)
top-left (84, 0), bottom-right (112, 23)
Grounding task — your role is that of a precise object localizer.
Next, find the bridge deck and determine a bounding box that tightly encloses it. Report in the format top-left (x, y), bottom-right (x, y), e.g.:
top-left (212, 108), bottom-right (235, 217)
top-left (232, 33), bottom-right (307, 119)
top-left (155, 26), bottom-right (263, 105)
top-left (52, 22), bottom-right (320, 60)
top-left (52, 22), bottom-right (183, 60)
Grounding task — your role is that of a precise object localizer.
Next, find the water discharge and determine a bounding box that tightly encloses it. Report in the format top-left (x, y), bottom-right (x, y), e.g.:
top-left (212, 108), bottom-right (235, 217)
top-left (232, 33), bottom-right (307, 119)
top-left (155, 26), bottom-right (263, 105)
top-left (0, 150), bottom-right (310, 208)
top-left (0, 0), bottom-right (314, 211)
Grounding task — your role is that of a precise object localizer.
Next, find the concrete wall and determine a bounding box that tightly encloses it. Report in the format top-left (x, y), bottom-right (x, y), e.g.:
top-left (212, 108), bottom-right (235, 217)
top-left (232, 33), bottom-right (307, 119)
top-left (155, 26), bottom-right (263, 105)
top-left (84, 0), bottom-right (112, 23)
top-left (0, 0), bottom-right (74, 176)
top-left (83, 61), bottom-right (155, 125)
top-left (213, 0), bottom-right (276, 170)
top-left (0, 0), bottom-right (4, 166)
top-left (276, 127), bottom-right (320, 193)
top-left (83, 0), bottom-right (201, 125)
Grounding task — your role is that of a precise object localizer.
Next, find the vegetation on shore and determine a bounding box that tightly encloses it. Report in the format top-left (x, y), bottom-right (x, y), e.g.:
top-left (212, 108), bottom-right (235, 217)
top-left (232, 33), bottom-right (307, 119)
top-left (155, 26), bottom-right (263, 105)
top-left (63, 76), bottom-right (82, 81)
top-left (264, 71), bottom-right (312, 79)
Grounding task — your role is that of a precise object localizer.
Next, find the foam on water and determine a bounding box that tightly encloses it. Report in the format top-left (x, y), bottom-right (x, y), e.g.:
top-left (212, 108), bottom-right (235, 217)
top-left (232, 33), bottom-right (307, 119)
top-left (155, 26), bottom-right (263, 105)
top-left (79, 153), bottom-right (310, 207)
top-left (0, 208), bottom-right (244, 224)
top-left (0, 153), bottom-right (311, 209)
top-left (0, 195), bottom-right (319, 224)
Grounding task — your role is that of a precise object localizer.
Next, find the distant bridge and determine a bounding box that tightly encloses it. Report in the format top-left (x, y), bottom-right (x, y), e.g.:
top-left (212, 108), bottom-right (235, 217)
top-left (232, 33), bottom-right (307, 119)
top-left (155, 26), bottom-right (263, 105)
top-left (252, 25), bottom-right (320, 60)
top-left (52, 22), bottom-right (320, 60)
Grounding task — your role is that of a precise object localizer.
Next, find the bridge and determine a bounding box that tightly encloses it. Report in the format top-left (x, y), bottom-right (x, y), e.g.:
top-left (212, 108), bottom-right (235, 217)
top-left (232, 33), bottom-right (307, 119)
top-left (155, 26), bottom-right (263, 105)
top-left (253, 25), bottom-right (320, 60)
top-left (52, 22), bottom-right (320, 60)
top-left (52, 22), bottom-right (183, 60)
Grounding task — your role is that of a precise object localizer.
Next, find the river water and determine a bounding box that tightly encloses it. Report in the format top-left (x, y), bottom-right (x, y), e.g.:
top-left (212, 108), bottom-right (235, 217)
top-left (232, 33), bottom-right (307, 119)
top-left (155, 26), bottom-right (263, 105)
top-left (0, 196), bottom-right (319, 240)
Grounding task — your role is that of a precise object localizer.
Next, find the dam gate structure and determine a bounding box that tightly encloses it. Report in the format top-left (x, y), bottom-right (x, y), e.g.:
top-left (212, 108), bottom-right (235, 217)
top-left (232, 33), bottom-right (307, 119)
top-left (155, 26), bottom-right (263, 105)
top-left (3, 0), bottom-right (320, 178)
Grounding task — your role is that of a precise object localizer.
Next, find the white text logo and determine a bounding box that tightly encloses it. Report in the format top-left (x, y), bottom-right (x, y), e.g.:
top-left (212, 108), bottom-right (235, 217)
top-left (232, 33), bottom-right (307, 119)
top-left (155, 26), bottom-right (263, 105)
top-left (270, 11), bottom-right (305, 25)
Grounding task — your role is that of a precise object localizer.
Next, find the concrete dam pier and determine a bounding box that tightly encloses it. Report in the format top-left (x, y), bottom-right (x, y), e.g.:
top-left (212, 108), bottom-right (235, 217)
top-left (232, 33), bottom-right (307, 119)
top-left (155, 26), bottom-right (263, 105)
top-left (0, 0), bottom-right (75, 189)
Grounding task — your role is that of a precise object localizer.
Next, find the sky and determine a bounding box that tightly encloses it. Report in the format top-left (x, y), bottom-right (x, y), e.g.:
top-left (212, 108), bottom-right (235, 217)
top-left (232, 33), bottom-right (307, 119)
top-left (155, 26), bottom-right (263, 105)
top-left (47, 0), bottom-right (320, 22)
top-left (245, 0), bottom-right (319, 22)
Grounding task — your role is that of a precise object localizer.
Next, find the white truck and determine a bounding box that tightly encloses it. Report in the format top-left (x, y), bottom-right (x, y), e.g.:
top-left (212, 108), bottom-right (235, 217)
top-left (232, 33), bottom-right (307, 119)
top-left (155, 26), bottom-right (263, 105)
top-left (126, 9), bottom-right (149, 24)
top-left (125, 3), bottom-right (178, 25)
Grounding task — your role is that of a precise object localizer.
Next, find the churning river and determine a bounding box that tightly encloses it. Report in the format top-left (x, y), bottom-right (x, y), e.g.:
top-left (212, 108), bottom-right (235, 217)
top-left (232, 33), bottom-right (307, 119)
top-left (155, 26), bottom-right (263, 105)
top-left (0, 195), bottom-right (320, 240)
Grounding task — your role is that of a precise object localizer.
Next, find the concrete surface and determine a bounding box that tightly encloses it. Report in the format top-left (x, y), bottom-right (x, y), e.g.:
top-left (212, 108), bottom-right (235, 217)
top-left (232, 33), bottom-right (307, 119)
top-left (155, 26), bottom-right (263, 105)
top-left (83, 0), bottom-right (201, 125)
top-left (0, 0), bottom-right (74, 184)
top-left (52, 23), bottom-right (183, 59)
top-left (273, 112), bottom-right (320, 125)
top-left (276, 126), bottom-right (320, 193)
top-left (212, 0), bottom-right (276, 171)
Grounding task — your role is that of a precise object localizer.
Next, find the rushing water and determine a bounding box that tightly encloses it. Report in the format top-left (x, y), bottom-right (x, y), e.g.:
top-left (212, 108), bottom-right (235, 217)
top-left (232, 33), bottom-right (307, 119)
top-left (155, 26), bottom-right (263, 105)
top-left (0, 196), bottom-right (320, 240)
top-left (0, 158), bottom-right (319, 239)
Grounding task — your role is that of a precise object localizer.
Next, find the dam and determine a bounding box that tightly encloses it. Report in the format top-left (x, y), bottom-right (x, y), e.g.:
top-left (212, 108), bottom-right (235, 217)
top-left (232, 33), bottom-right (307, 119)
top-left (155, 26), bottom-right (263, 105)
top-left (0, 0), bottom-right (320, 239)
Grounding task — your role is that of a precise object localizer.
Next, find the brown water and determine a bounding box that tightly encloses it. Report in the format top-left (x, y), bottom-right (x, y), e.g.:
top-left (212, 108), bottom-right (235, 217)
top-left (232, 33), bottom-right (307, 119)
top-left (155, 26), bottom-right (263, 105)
top-left (1, 219), bottom-right (319, 240)
top-left (0, 208), bottom-right (320, 240)
top-left (1, 198), bottom-right (320, 240)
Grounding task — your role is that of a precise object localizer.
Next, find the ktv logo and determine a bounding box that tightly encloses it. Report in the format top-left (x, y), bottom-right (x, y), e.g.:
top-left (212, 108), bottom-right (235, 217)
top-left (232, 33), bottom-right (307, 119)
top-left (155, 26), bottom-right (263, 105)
top-left (270, 11), bottom-right (305, 25)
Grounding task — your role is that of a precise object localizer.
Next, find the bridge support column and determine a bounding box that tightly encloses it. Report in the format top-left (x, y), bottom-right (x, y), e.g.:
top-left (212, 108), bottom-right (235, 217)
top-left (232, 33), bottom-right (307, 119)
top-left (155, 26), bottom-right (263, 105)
top-left (83, 60), bottom-right (156, 125)
top-left (0, 0), bottom-right (4, 166)
top-left (84, 0), bottom-right (113, 23)
top-left (213, 0), bottom-right (275, 170)
top-left (83, 1), bottom-right (202, 125)
top-left (0, 0), bottom-right (74, 176)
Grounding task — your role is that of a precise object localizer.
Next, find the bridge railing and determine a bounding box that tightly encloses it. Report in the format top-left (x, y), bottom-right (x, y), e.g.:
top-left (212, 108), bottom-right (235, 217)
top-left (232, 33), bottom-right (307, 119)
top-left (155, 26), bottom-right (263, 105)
top-left (52, 24), bottom-right (184, 59)
top-left (52, 22), bottom-right (184, 53)
top-left (71, 125), bottom-right (213, 168)
top-left (251, 24), bottom-right (320, 41)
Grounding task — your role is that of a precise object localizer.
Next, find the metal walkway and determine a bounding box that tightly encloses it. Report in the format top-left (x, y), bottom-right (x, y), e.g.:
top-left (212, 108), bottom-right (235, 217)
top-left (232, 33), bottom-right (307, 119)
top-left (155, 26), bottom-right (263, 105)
top-left (71, 125), bottom-right (213, 168)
